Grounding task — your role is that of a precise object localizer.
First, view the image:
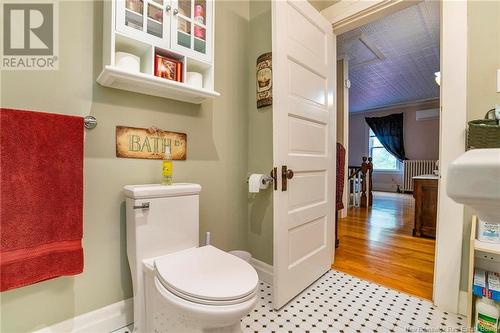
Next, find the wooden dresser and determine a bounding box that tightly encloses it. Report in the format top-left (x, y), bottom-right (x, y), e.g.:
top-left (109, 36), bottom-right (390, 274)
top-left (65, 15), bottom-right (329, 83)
top-left (412, 175), bottom-right (438, 238)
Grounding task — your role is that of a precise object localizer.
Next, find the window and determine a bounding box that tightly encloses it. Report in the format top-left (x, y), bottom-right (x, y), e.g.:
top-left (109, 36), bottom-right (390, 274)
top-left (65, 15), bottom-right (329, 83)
top-left (368, 129), bottom-right (399, 171)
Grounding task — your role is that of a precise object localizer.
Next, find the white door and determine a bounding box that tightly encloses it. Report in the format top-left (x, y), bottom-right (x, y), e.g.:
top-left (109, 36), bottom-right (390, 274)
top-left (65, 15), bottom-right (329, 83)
top-left (272, 0), bottom-right (336, 309)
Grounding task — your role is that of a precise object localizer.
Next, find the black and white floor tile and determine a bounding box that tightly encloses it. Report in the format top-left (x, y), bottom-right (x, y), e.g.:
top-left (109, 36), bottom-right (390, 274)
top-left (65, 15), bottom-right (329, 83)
top-left (241, 270), bottom-right (466, 333)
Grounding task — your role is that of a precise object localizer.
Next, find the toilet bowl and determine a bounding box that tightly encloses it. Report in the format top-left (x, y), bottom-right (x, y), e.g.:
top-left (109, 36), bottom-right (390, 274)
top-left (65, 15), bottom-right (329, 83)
top-left (124, 184), bottom-right (259, 332)
top-left (146, 246), bottom-right (258, 332)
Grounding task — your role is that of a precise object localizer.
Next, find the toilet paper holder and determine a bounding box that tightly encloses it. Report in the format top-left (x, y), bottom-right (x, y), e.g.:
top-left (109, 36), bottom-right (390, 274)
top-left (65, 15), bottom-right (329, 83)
top-left (246, 173), bottom-right (274, 185)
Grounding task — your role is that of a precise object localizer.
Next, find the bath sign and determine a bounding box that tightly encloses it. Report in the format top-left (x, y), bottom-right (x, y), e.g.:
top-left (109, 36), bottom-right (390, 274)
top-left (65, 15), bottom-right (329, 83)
top-left (116, 126), bottom-right (187, 160)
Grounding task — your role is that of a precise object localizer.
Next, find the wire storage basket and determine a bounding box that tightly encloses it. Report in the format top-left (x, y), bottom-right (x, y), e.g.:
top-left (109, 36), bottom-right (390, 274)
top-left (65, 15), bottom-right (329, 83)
top-left (467, 110), bottom-right (500, 149)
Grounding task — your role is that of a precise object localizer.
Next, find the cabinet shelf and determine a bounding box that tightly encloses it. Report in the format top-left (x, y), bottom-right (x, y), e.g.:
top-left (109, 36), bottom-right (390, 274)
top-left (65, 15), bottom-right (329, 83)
top-left (466, 215), bottom-right (500, 327)
top-left (474, 239), bottom-right (500, 255)
top-left (97, 65), bottom-right (219, 104)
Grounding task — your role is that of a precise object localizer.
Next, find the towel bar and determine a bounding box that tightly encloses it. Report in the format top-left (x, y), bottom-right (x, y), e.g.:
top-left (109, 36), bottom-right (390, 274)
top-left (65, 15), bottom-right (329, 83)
top-left (84, 116), bottom-right (97, 129)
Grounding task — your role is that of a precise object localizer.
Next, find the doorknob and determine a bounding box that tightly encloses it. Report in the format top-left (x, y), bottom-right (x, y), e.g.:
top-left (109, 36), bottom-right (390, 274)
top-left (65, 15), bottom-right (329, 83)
top-left (281, 166), bottom-right (294, 191)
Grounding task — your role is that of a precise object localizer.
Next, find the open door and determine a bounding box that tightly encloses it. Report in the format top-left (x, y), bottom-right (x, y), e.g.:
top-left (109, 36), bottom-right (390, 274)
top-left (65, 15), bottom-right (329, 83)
top-left (272, 0), bottom-right (336, 309)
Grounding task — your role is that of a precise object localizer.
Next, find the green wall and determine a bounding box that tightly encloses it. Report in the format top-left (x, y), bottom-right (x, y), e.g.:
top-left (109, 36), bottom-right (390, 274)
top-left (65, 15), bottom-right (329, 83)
top-left (246, 0), bottom-right (273, 266)
top-left (460, 0), bottom-right (500, 292)
top-left (0, 0), bottom-right (252, 331)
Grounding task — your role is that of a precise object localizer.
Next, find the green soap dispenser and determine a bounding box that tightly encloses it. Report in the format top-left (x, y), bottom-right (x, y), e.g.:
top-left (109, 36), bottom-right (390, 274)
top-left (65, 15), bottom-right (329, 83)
top-left (162, 146), bottom-right (173, 185)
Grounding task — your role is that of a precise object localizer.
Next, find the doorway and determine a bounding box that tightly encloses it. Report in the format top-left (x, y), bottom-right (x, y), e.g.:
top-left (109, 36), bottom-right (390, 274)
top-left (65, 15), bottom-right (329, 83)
top-left (323, 0), bottom-right (468, 313)
top-left (334, 13), bottom-right (441, 294)
top-left (270, 0), bottom-right (467, 314)
top-left (334, 1), bottom-right (440, 301)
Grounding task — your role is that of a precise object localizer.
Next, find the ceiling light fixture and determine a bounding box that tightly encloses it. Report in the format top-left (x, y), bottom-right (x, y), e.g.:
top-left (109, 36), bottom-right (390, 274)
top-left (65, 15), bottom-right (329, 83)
top-left (434, 72), bottom-right (441, 86)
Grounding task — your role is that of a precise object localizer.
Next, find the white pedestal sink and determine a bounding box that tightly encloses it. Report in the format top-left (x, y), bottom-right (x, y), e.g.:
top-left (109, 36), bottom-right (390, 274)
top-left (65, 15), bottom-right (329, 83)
top-left (447, 149), bottom-right (500, 242)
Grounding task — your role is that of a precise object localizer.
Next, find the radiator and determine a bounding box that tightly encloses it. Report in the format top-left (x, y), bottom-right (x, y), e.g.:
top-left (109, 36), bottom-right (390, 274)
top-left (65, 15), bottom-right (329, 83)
top-left (402, 160), bottom-right (437, 192)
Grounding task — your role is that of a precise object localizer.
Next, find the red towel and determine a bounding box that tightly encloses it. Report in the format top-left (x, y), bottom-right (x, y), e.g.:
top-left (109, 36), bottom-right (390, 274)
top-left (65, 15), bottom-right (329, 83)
top-left (0, 108), bottom-right (84, 292)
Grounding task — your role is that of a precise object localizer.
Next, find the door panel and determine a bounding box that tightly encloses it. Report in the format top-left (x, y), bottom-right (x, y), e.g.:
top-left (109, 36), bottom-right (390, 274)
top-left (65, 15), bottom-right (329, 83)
top-left (288, 217), bottom-right (327, 267)
top-left (288, 172), bottom-right (327, 211)
top-left (288, 61), bottom-right (328, 105)
top-left (272, 0), bottom-right (336, 309)
top-left (288, 117), bottom-right (327, 155)
top-left (286, 11), bottom-right (326, 62)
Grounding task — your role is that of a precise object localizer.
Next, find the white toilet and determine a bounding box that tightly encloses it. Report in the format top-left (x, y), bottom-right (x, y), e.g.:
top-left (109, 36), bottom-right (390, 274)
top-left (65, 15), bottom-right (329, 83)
top-left (124, 183), bottom-right (259, 333)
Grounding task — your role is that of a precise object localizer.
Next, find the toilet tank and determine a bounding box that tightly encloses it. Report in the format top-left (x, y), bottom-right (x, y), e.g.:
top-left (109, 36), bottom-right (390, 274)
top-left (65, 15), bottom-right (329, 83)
top-left (124, 183), bottom-right (202, 264)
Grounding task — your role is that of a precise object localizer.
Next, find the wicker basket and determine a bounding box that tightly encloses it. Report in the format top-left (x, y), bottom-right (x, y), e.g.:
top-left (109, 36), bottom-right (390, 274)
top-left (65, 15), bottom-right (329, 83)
top-left (467, 119), bottom-right (500, 149)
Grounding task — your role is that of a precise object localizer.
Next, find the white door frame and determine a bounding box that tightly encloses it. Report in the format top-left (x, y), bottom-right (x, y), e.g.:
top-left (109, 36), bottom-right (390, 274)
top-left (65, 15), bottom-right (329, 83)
top-left (336, 58), bottom-right (349, 218)
top-left (320, 0), bottom-right (467, 314)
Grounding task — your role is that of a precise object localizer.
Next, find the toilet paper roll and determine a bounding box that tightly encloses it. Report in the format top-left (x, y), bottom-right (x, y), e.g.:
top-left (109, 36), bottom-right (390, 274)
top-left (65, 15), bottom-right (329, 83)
top-left (187, 72), bottom-right (203, 88)
top-left (248, 174), bottom-right (268, 193)
top-left (115, 52), bottom-right (140, 72)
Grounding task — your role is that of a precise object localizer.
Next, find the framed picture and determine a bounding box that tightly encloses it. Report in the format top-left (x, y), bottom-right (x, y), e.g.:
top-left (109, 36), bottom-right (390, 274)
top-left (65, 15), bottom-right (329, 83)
top-left (155, 54), bottom-right (183, 82)
top-left (256, 52), bottom-right (272, 108)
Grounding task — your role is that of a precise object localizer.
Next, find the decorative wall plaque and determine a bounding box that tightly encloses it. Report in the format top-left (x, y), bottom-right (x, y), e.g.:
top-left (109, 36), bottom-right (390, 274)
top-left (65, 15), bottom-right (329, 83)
top-left (256, 52), bottom-right (272, 108)
top-left (116, 126), bottom-right (187, 160)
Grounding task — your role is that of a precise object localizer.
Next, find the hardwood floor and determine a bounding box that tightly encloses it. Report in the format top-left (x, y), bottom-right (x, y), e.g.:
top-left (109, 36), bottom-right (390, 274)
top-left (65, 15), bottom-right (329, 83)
top-left (332, 191), bottom-right (435, 300)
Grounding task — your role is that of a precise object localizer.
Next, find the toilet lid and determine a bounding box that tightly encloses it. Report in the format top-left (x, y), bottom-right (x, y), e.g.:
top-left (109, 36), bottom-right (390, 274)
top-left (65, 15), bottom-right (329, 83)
top-left (154, 246), bottom-right (259, 302)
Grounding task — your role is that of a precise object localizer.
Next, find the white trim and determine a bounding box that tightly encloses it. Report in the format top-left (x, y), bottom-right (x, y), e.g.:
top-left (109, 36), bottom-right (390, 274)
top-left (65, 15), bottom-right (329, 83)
top-left (372, 182), bottom-right (398, 192)
top-left (250, 258), bottom-right (273, 286)
top-left (33, 298), bottom-right (133, 333)
top-left (458, 290), bottom-right (468, 316)
top-left (34, 259), bottom-right (273, 333)
top-left (322, 0), bottom-right (421, 35)
top-left (433, 0), bottom-right (467, 313)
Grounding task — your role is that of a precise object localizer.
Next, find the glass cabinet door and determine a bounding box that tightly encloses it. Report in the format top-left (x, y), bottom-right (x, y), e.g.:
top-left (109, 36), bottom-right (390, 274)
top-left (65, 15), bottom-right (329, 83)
top-left (116, 0), bottom-right (170, 48)
top-left (171, 0), bottom-right (212, 62)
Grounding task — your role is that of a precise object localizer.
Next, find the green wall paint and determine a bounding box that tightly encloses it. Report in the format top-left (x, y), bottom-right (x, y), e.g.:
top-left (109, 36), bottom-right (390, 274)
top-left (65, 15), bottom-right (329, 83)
top-left (247, 0), bottom-right (273, 266)
top-left (0, 0), bottom-right (252, 331)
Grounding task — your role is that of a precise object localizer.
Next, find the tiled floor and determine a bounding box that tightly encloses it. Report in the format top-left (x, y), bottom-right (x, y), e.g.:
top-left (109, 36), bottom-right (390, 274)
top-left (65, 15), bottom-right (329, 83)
top-left (241, 270), bottom-right (466, 333)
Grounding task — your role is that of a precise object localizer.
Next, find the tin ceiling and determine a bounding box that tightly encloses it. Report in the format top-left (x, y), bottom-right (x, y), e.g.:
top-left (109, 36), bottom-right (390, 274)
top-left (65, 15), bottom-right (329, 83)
top-left (337, 1), bottom-right (440, 113)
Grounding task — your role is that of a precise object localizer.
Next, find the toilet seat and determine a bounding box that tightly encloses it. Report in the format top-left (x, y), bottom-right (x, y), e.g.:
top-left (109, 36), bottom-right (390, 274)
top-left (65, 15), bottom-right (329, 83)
top-left (154, 245), bottom-right (259, 306)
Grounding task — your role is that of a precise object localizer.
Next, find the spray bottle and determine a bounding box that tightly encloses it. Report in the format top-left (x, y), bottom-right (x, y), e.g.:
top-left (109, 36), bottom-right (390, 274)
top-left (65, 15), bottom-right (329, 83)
top-left (162, 146), bottom-right (173, 185)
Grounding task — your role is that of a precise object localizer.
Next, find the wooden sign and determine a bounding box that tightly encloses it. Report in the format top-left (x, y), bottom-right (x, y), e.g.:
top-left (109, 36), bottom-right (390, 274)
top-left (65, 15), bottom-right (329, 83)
top-left (116, 126), bottom-right (187, 160)
top-left (256, 52), bottom-right (272, 108)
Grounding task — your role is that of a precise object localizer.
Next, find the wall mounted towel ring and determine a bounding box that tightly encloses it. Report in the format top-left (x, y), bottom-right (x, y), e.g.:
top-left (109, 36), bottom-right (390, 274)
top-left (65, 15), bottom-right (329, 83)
top-left (84, 116), bottom-right (97, 129)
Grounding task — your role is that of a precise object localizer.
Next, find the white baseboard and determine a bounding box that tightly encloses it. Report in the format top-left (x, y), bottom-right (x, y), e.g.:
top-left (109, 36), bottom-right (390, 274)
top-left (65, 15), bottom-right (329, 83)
top-left (457, 290), bottom-right (468, 316)
top-left (373, 182), bottom-right (398, 192)
top-left (34, 260), bottom-right (274, 333)
top-left (250, 258), bottom-right (273, 286)
top-left (33, 298), bottom-right (133, 333)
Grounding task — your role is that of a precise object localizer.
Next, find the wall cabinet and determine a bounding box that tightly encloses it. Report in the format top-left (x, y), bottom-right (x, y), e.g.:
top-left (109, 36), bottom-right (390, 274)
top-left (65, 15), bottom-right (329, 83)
top-left (98, 0), bottom-right (219, 103)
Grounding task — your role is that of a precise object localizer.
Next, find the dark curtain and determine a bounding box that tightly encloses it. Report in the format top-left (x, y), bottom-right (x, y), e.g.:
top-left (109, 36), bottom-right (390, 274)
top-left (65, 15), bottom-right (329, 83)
top-left (365, 113), bottom-right (407, 161)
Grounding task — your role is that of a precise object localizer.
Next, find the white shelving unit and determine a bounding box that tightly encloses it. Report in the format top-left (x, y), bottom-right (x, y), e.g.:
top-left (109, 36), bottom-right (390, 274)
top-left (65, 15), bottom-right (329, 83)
top-left (98, 0), bottom-right (219, 104)
top-left (466, 215), bottom-right (500, 327)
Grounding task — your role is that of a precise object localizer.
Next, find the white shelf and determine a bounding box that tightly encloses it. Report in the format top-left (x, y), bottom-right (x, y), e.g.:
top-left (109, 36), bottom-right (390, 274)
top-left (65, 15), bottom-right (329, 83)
top-left (474, 239), bottom-right (500, 255)
top-left (97, 65), bottom-right (219, 104)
